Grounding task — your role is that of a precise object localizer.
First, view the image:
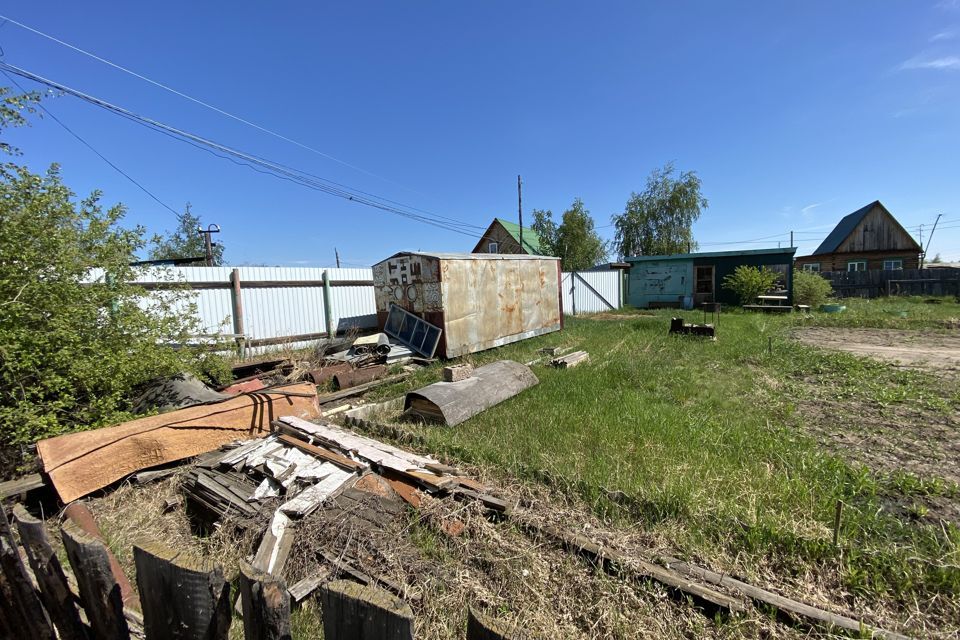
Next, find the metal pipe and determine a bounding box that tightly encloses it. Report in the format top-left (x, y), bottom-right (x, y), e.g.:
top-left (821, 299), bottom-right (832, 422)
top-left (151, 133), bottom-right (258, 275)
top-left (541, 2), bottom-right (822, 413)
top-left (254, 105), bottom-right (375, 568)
top-left (322, 270), bottom-right (334, 338)
top-left (333, 365), bottom-right (387, 390)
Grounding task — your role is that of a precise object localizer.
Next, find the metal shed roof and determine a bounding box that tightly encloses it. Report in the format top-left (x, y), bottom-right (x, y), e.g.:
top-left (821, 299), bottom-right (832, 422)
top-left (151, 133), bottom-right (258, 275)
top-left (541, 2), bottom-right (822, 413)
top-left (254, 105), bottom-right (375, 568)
top-left (624, 247), bottom-right (796, 262)
top-left (382, 251), bottom-right (558, 261)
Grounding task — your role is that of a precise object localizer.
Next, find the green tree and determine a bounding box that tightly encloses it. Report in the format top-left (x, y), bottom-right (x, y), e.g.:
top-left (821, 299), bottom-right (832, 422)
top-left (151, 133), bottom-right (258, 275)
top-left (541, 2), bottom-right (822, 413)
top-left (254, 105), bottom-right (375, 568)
top-left (792, 270), bottom-right (833, 308)
top-left (612, 162), bottom-right (707, 258)
top-left (530, 200), bottom-right (607, 270)
top-left (722, 265), bottom-right (779, 305)
top-left (149, 204), bottom-right (225, 265)
top-left (0, 89), bottom-right (226, 456)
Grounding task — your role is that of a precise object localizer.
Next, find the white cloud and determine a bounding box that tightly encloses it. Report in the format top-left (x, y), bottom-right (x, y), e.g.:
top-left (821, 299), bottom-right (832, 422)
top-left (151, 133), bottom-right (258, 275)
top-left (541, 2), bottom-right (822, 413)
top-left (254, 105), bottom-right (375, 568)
top-left (937, 0), bottom-right (960, 10)
top-left (899, 55), bottom-right (960, 70)
top-left (931, 29), bottom-right (956, 41)
top-left (801, 203), bottom-right (822, 215)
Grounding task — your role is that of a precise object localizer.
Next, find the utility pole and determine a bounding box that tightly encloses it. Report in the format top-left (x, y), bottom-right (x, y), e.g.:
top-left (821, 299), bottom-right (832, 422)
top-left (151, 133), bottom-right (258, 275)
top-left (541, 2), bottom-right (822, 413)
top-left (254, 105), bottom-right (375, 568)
top-left (197, 224), bottom-right (221, 267)
top-left (921, 214), bottom-right (942, 268)
top-left (517, 175), bottom-right (523, 252)
top-left (790, 231), bottom-right (794, 248)
top-left (335, 247), bottom-right (341, 268)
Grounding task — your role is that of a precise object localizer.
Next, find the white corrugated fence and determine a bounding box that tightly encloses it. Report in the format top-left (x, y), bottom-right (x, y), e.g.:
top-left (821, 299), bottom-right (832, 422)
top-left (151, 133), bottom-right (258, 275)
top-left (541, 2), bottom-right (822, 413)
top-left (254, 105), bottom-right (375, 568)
top-left (127, 266), bottom-right (622, 354)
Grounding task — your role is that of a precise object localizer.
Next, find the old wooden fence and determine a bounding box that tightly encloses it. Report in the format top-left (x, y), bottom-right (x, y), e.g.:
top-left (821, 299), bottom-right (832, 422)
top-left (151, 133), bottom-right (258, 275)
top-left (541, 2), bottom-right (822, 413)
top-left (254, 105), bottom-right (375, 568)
top-left (0, 504), bottom-right (518, 640)
top-left (821, 268), bottom-right (960, 299)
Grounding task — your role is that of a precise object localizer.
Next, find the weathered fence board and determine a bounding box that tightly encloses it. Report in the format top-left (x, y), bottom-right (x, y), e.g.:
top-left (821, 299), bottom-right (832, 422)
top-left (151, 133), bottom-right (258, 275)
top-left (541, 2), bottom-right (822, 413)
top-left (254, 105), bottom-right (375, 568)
top-left (1, 504), bottom-right (56, 640)
top-left (238, 562), bottom-right (292, 640)
top-left (12, 506), bottom-right (88, 640)
top-left (320, 579), bottom-right (415, 640)
top-left (821, 268), bottom-right (960, 299)
top-left (467, 608), bottom-right (521, 640)
top-left (60, 520), bottom-right (129, 640)
top-left (133, 541), bottom-right (231, 640)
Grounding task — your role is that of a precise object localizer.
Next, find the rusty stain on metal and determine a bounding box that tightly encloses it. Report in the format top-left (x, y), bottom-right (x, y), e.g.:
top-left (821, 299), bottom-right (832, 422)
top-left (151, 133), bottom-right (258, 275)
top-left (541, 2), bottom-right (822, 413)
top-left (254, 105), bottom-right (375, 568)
top-left (373, 253), bottom-right (561, 358)
top-left (307, 363), bottom-right (353, 385)
top-left (333, 365), bottom-right (388, 389)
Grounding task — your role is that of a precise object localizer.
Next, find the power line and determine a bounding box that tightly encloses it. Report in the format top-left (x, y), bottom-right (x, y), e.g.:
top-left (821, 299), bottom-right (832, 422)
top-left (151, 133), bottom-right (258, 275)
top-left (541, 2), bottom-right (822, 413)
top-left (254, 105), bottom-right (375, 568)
top-left (1, 69), bottom-right (180, 216)
top-left (1, 61), bottom-right (493, 241)
top-left (0, 13), bottom-right (431, 198)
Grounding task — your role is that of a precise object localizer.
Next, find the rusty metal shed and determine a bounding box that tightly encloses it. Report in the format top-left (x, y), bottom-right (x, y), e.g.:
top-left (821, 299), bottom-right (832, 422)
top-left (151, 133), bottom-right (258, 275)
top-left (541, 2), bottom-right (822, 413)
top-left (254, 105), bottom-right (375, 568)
top-left (372, 252), bottom-right (562, 358)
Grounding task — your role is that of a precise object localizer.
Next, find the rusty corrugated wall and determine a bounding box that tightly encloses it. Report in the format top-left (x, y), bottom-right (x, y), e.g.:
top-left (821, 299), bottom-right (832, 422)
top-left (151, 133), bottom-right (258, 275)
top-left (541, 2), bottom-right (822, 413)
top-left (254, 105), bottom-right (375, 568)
top-left (372, 253), bottom-right (562, 358)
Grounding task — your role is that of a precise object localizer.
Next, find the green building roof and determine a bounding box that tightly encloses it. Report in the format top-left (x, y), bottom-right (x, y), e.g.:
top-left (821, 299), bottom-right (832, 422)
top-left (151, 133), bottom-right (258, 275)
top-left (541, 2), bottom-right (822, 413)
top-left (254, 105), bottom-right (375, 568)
top-left (495, 218), bottom-right (542, 254)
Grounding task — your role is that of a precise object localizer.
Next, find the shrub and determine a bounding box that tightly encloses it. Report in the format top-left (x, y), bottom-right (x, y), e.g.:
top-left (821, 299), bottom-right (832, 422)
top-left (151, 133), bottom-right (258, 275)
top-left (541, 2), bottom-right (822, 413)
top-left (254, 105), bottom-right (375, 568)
top-left (793, 270), bottom-right (833, 307)
top-left (722, 265), bottom-right (779, 305)
top-left (0, 164), bottom-right (228, 450)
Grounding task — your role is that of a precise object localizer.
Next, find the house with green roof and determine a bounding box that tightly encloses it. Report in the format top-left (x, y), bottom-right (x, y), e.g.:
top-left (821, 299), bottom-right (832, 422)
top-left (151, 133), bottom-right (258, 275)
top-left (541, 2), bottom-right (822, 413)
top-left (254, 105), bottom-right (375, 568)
top-left (472, 218), bottom-right (543, 255)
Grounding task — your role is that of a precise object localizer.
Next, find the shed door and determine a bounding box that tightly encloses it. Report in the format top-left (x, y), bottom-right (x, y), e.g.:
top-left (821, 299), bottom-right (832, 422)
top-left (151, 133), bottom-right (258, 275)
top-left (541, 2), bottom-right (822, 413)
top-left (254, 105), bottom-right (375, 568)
top-left (694, 265), bottom-right (714, 304)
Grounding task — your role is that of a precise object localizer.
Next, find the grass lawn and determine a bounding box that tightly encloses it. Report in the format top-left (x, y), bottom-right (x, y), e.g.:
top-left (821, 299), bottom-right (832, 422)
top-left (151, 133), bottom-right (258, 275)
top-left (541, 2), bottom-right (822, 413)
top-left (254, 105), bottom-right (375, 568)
top-left (371, 296), bottom-right (960, 628)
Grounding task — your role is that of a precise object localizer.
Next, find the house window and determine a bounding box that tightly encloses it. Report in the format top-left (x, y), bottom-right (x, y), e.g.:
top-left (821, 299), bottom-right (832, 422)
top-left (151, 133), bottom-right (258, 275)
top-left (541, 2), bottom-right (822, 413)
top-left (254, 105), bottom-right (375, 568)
top-left (488, 242), bottom-right (498, 253)
top-left (802, 263), bottom-right (821, 272)
top-left (847, 261), bottom-right (867, 272)
top-left (883, 259), bottom-right (903, 270)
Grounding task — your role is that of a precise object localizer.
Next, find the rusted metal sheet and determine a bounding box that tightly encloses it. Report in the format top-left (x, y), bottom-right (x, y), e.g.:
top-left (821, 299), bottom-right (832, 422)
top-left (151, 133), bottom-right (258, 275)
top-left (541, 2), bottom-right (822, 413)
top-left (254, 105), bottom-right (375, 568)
top-left (333, 366), bottom-right (388, 389)
top-left (404, 360), bottom-right (539, 426)
top-left (307, 363), bottom-right (353, 385)
top-left (373, 253), bottom-right (561, 358)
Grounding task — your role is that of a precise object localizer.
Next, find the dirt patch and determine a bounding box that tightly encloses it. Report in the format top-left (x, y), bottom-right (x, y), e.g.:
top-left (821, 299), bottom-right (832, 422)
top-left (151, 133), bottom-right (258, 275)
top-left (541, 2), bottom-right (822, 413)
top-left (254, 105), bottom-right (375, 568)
top-left (792, 327), bottom-right (960, 373)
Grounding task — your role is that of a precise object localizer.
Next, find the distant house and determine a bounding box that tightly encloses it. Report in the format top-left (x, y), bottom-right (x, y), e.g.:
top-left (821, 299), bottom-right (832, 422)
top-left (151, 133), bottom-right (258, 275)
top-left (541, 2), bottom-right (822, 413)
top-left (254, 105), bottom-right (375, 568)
top-left (472, 218), bottom-right (543, 255)
top-left (626, 247), bottom-right (796, 308)
top-left (794, 201), bottom-right (922, 273)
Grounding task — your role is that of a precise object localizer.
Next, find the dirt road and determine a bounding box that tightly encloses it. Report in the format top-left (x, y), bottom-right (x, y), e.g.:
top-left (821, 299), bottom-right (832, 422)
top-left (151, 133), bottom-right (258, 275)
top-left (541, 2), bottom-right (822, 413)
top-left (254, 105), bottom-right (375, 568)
top-left (792, 327), bottom-right (960, 373)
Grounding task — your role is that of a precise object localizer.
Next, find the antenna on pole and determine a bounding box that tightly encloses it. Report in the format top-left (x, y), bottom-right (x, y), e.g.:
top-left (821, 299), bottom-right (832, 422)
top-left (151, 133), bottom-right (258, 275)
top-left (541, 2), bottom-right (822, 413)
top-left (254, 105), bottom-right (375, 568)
top-left (197, 223), bottom-right (221, 266)
top-left (517, 175), bottom-right (523, 253)
top-left (335, 247), bottom-right (341, 268)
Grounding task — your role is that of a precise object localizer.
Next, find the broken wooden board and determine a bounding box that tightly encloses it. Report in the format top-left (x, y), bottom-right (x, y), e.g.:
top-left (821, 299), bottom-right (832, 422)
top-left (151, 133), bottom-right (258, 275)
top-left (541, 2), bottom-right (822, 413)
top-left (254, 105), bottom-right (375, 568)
top-left (550, 351), bottom-right (589, 369)
top-left (251, 511), bottom-right (294, 576)
top-left (404, 360), bottom-right (539, 427)
top-left (278, 464), bottom-right (354, 517)
top-left (37, 384), bottom-right (319, 503)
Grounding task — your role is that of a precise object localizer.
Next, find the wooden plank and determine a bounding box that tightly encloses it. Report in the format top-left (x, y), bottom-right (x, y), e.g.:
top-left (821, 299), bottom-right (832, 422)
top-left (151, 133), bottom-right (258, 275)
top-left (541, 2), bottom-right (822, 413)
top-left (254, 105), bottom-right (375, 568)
top-left (287, 572), bottom-right (328, 604)
top-left (278, 465), bottom-right (353, 517)
top-left (11, 506), bottom-right (88, 640)
top-left (1, 503), bottom-right (56, 640)
top-left (275, 433), bottom-right (367, 472)
top-left (60, 520), bottom-right (129, 640)
top-left (0, 473), bottom-right (45, 499)
top-left (320, 552), bottom-right (407, 598)
top-left (280, 416), bottom-right (437, 470)
top-left (238, 562), bottom-right (292, 640)
top-left (251, 511), bottom-right (294, 576)
top-left (320, 579), bottom-right (414, 640)
top-left (661, 556), bottom-right (911, 640)
top-left (133, 541), bottom-right (231, 640)
top-left (467, 608), bottom-right (521, 640)
top-left (37, 383), bottom-right (320, 503)
top-left (512, 513), bottom-right (746, 615)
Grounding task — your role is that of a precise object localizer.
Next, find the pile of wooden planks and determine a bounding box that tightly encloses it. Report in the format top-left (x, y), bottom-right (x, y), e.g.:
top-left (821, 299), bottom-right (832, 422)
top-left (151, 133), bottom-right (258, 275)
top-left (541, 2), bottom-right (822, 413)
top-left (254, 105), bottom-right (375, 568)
top-left (550, 350), bottom-right (589, 368)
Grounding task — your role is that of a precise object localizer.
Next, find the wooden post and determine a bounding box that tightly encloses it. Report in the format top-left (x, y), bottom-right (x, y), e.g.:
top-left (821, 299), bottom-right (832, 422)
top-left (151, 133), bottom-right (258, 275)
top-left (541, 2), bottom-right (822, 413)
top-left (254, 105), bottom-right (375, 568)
top-left (60, 519), bottom-right (129, 640)
top-left (833, 500), bottom-right (844, 546)
top-left (467, 608), bottom-right (520, 640)
top-left (12, 506), bottom-right (88, 640)
top-left (231, 268), bottom-right (246, 358)
top-left (320, 580), bottom-right (414, 640)
top-left (322, 270), bottom-right (334, 338)
top-left (238, 561), bottom-right (292, 640)
top-left (0, 503), bottom-right (56, 640)
top-left (133, 540), bottom-right (231, 640)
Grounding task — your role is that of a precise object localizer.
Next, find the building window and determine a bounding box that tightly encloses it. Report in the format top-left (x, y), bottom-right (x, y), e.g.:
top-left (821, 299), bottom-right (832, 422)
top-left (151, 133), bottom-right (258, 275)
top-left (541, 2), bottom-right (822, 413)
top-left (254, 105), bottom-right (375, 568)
top-left (802, 263), bottom-right (821, 272)
top-left (847, 261), bottom-right (866, 272)
top-left (883, 259), bottom-right (903, 270)
top-left (488, 242), bottom-right (498, 253)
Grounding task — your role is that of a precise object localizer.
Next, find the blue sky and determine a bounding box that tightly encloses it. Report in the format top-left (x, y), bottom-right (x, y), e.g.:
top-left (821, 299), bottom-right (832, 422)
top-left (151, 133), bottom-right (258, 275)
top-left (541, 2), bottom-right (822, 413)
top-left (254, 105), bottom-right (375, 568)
top-left (2, 2), bottom-right (959, 266)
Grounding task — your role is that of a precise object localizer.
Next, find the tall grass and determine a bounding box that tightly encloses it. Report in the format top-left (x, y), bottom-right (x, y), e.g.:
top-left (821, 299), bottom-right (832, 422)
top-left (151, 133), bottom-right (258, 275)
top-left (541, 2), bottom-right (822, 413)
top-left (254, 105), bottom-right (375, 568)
top-left (395, 302), bottom-right (960, 611)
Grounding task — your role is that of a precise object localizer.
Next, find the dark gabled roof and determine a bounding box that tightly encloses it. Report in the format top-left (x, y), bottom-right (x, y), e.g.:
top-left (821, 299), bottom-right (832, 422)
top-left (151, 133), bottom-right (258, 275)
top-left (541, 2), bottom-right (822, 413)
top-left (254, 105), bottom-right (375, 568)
top-left (811, 201), bottom-right (878, 256)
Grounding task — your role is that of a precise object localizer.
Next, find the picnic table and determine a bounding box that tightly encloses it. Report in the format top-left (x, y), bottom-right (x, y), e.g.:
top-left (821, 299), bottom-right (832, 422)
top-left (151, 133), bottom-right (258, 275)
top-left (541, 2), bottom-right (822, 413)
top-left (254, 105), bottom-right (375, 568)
top-left (756, 295), bottom-right (788, 306)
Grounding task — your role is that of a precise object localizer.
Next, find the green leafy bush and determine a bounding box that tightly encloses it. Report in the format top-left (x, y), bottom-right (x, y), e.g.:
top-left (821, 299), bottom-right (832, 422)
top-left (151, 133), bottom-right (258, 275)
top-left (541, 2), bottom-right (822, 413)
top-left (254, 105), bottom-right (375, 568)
top-left (722, 265), bottom-right (779, 305)
top-left (793, 270), bottom-right (833, 308)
